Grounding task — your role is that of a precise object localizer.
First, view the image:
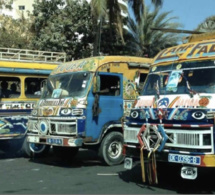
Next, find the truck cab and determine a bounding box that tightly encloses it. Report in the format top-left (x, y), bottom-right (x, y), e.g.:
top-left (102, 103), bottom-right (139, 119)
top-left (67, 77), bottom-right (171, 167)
top-left (27, 56), bottom-right (151, 165)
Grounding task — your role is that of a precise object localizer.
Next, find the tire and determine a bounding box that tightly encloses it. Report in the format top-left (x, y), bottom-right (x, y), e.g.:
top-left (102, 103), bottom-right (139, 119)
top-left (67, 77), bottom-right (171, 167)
top-left (99, 131), bottom-right (124, 166)
top-left (53, 146), bottom-right (79, 160)
top-left (21, 136), bottom-right (50, 158)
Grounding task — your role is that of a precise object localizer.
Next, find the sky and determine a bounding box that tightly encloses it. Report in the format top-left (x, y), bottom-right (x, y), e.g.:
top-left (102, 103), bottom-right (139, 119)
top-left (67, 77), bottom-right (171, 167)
top-left (145, 0), bottom-right (215, 31)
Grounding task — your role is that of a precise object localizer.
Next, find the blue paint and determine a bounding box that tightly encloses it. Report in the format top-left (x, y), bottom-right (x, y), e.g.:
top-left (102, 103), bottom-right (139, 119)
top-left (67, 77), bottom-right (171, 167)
top-left (0, 68), bottom-right (52, 75)
top-left (41, 124), bottom-right (46, 132)
top-left (85, 73), bottom-right (123, 141)
top-left (77, 119), bottom-right (85, 135)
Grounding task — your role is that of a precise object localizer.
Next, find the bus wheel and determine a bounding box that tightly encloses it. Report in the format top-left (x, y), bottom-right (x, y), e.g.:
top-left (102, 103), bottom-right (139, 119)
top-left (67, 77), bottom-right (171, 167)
top-left (53, 146), bottom-right (79, 160)
top-left (22, 137), bottom-right (50, 158)
top-left (99, 131), bottom-right (124, 166)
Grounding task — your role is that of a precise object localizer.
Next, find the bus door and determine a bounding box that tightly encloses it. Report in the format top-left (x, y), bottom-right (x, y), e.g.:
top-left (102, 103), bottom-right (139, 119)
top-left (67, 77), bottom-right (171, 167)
top-left (86, 73), bottom-right (123, 140)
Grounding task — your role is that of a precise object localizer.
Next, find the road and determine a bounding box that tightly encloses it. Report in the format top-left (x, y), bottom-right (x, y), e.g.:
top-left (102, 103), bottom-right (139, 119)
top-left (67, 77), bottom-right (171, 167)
top-left (0, 149), bottom-right (214, 194)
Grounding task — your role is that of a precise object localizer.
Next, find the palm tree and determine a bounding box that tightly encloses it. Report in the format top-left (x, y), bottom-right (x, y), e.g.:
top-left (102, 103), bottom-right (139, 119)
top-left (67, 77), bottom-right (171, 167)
top-left (90, 0), bottom-right (163, 56)
top-left (129, 0), bottom-right (163, 23)
top-left (195, 16), bottom-right (215, 32)
top-left (126, 6), bottom-right (182, 57)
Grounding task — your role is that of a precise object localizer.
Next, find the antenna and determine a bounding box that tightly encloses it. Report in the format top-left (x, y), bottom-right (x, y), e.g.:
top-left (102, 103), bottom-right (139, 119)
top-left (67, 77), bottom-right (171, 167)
top-left (150, 28), bottom-right (204, 34)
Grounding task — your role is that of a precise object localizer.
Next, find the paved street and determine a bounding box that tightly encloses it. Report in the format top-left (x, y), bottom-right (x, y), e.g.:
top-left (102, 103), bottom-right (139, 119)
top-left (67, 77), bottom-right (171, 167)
top-left (0, 149), bottom-right (215, 194)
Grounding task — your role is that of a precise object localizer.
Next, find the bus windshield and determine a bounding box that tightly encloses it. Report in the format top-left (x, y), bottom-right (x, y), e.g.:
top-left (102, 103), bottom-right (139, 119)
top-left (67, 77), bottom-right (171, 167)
top-left (42, 72), bottom-right (92, 98)
top-left (143, 60), bottom-right (215, 95)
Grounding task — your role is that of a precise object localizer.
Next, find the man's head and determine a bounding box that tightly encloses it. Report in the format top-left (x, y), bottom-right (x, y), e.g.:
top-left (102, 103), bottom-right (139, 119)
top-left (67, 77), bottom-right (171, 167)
top-left (1, 81), bottom-right (8, 90)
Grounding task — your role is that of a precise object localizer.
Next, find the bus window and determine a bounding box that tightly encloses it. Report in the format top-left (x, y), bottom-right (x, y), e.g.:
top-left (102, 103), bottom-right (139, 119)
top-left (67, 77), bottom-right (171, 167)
top-left (0, 77), bottom-right (21, 98)
top-left (25, 77), bottom-right (46, 98)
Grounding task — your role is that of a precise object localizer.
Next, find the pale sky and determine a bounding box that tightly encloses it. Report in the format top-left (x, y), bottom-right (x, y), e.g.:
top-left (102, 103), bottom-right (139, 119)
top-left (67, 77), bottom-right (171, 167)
top-left (145, 0), bottom-right (215, 31)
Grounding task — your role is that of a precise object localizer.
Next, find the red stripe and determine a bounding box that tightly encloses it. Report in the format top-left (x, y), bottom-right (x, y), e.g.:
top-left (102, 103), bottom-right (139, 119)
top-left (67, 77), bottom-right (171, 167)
top-left (142, 123), bottom-right (213, 128)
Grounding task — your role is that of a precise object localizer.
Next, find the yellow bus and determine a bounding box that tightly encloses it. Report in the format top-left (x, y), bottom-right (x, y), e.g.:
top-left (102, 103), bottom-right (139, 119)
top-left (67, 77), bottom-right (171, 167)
top-left (0, 47), bottom-right (66, 156)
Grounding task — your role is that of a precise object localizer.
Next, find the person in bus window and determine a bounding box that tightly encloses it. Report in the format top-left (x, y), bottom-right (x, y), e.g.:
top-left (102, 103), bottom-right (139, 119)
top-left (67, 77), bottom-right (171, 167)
top-left (1, 81), bottom-right (11, 98)
top-left (10, 83), bottom-right (19, 94)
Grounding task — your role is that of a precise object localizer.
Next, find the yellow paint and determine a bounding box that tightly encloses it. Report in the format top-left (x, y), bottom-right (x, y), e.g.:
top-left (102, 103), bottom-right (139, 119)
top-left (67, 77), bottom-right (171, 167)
top-left (51, 56), bottom-right (151, 76)
top-left (153, 32), bottom-right (215, 66)
top-left (201, 155), bottom-right (215, 167)
top-left (0, 61), bottom-right (58, 70)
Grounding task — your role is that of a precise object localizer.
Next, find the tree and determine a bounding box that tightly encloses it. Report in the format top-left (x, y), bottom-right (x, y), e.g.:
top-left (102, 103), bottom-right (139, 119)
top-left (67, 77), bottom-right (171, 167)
top-left (126, 6), bottom-right (182, 57)
top-left (195, 16), bottom-right (215, 32)
top-left (0, 15), bottom-right (33, 48)
top-left (90, 0), bottom-right (163, 56)
top-left (90, 0), bottom-right (126, 56)
top-left (31, 0), bottom-right (94, 61)
top-left (0, 0), bottom-right (12, 9)
top-left (129, 0), bottom-right (163, 23)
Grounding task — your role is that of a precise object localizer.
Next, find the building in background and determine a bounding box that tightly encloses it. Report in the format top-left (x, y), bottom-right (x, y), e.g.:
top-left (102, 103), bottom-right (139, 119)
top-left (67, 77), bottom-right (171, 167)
top-left (0, 0), bottom-right (36, 19)
top-left (1, 0), bottom-right (128, 19)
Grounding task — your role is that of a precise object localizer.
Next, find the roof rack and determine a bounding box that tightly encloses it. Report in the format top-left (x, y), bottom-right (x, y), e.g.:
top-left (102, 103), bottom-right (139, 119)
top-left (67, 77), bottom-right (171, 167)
top-left (0, 48), bottom-right (66, 63)
top-left (187, 32), bottom-right (215, 43)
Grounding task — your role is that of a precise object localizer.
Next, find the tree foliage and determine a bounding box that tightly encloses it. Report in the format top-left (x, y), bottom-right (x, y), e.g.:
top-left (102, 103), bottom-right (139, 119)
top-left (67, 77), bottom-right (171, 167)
top-left (90, 0), bottom-right (164, 56)
top-left (0, 0), bottom-right (12, 9)
top-left (126, 6), bottom-right (182, 57)
top-left (0, 15), bottom-right (33, 48)
top-left (31, 0), bottom-right (94, 60)
top-left (195, 16), bottom-right (215, 32)
top-left (129, 0), bottom-right (163, 23)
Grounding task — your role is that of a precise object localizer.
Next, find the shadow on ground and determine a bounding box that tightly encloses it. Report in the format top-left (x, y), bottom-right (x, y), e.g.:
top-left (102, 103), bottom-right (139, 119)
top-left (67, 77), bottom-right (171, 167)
top-left (118, 161), bottom-right (215, 194)
top-left (27, 148), bottom-right (104, 168)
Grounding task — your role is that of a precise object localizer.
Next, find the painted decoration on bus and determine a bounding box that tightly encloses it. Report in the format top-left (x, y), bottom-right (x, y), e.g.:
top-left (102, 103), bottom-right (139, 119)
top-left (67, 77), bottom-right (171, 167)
top-left (0, 116), bottom-right (28, 136)
top-left (0, 102), bottom-right (34, 109)
top-left (135, 95), bottom-right (213, 109)
top-left (0, 101), bottom-right (37, 137)
top-left (37, 97), bottom-right (86, 116)
top-left (154, 40), bottom-right (215, 64)
top-left (51, 56), bottom-right (104, 75)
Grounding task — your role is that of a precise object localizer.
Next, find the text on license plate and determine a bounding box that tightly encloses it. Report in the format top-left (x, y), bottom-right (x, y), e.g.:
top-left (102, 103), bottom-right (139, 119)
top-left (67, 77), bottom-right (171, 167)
top-left (47, 138), bottom-right (63, 145)
top-left (168, 154), bottom-right (201, 165)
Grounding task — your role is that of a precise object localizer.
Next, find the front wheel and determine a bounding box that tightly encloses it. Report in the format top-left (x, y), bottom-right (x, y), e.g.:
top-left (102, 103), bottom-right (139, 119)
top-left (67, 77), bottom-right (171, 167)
top-left (99, 131), bottom-right (124, 166)
top-left (22, 137), bottom-right (50, 158)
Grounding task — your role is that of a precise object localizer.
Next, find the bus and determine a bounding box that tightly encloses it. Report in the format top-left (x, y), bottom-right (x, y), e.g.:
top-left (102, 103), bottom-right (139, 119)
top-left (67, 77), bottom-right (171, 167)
top-left (26, 56), bottom-right (152, 165)
top-left (0, 47), bottom-right (66, 156)
top-left (123, 32), bottom-right (215, 181)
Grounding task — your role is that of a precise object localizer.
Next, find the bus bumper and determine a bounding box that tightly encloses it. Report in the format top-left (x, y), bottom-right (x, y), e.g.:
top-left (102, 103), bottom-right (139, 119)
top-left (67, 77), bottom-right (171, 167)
top-left (27, 134), bottom-right (83, 147)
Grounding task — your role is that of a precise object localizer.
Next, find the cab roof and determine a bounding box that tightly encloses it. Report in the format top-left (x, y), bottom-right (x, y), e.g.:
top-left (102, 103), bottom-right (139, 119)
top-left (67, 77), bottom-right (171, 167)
top-left (51, 56), bottom-right (152, 75)
top-left (153, 32), bottom-right (215, 65)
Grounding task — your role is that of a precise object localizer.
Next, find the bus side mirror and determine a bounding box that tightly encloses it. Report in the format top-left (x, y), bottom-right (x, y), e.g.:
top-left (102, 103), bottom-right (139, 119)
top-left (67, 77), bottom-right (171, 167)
top-left (93, 75), bottom-right (100, 93)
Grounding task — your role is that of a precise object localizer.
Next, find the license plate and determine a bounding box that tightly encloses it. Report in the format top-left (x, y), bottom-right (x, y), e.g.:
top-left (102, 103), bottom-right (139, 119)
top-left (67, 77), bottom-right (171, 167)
top-left (168, 154), bottom-right (201, 165)
top-left (47, 138), bottom-right (63, 145)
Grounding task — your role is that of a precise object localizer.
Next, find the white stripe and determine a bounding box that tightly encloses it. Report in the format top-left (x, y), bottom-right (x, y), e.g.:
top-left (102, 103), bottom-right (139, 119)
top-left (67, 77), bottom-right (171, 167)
top-left (173, 124), bottom-right (182, 127)
top-left (130, 123), bottom-right (138, 125)
top-left (97, 173), bottom-right (118, 176)
top-left (190, 125), bottom-right (199, 127)
top-left (126, 144), bottom-right (138, 148)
